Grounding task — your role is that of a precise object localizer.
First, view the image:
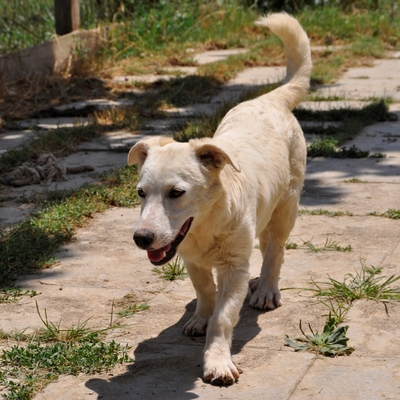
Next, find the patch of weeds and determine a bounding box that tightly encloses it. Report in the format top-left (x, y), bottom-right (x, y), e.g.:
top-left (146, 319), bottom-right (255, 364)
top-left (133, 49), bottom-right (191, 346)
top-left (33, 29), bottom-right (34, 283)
top-left (0, 303), bottom-right (132, 398)
top-left (117, 303), bottom-right (149, 318)
top-left (319, 299), bottom-right (351, 326)
top-left (307, 262), bottom-right (400, 303)
top-left (0, 165), bottom-right (140, 285)
top-left (285, 241), bottom-right (298, 250)
top-left (285, 313), bottom-right (354, 356)
top-left (303, 237), bottom-right (352, 253)
top-left (383, 209), bottom-right (400, 219)
top-left (284, 261), bottom-right (400, 355)
top-left (0, 287), bottom-right (39, 303)
top-left (33, 302), bottom-right (110, 343)
top-left (89, 106), bottom-right (140, 130)
top-left (370, 209), bottom-right (400, 220)
top-left (306, 94), bottom-right (345, 101)
top-left (0, 330), bottom-right (30, 342)
top-left (153, 256), bottom-right (187, 281)
top-left (307, 139), bottom-right (379, 159)
top-left (299, 209), bottom-right (353, 217)
top-left (344, 177), bottom-right (368, 183)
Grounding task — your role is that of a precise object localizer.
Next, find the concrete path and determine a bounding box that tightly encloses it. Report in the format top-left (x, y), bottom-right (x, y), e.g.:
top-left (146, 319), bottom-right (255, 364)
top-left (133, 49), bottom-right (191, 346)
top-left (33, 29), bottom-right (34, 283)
top-left (0, 49), bottom-right (399, 399)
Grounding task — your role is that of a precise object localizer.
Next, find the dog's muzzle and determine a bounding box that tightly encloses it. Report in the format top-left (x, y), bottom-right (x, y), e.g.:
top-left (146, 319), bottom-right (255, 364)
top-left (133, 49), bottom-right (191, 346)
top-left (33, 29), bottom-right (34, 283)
top-left (133, 218), bottom-right (193, 266)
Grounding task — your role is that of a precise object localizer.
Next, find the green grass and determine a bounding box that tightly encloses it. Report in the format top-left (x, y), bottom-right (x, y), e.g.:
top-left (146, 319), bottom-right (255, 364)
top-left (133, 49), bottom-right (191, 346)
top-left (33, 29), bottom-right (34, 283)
top-left (303, 237), bottom-right (352, 253)
top-left (117, 303), bottom-right (149, 318)
top-left (0, 287), bottom-right (38, 303)
top-left (0, 0), bottom-right (54, 55)
top-left (306, 263), bottom-right (400, 303)
top-left (152, 256), bottom-right (187, 281)
top-left (284, 236), bottom-right (353, 252)
top-left (0, 165), bottom-right (140, 285)
top-left (344, 177), bottom-right (368, 183)
top-left (0, 303), bottom-right (132, 399)
top-left (370, 209), bottom-right (400, 220)
top-left (299, 209), bottom-right (353, 217)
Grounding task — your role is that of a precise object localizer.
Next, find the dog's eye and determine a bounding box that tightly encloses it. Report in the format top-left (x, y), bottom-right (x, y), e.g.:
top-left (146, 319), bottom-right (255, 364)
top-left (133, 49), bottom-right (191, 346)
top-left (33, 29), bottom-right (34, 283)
top-left (137, 188), bottom-right (145, 198)
top-left (169, 189), bottom-right (185, 199)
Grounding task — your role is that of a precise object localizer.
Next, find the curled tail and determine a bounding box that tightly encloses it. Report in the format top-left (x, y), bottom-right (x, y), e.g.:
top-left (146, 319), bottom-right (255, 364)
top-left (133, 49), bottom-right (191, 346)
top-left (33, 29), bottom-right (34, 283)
top-left (256, 13), bottom-right (312, 111)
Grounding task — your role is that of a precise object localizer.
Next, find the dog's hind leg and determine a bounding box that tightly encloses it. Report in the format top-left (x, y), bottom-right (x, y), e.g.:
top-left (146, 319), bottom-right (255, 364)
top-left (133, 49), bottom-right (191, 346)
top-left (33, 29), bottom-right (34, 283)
top-left (249, 198), bottom-right (299, 310)
top-left (183, 263), bottom-right (216, 336)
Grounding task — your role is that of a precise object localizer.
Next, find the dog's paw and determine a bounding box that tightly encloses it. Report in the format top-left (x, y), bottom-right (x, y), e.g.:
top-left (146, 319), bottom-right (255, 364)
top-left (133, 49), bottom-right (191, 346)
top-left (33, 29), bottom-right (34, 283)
top-left (203, 353), bottom-right (241, 386)
top-left (248, 278), bottom-right (282, 310)
top-left (183, 315), bottom-right (208, 336)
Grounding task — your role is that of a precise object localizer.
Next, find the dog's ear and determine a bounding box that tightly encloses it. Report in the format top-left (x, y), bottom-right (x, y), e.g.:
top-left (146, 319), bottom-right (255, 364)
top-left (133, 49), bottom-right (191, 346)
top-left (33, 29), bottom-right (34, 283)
top-left (192, 141), bottom-right (241, 172)
top-left (127, 136), bottom-right (174, 166)
top-left (127, 141), bottom-right (149, 166)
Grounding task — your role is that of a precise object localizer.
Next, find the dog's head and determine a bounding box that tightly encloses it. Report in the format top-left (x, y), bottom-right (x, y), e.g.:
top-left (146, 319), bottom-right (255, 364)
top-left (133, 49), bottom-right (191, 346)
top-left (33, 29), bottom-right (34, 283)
top-left (127, 136), bottom-right (240, 265)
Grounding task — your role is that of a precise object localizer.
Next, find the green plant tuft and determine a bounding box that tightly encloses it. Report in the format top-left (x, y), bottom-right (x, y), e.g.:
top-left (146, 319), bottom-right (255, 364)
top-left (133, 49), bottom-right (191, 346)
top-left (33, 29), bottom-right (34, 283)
top-left (285, 313), bottom-right (354, 356)
top-left (153, 256), bottom-right (187, 281)
top-left (303, 237), bottom-right (352, 253)
top-left (0, 287), bottom-right (38, 303)
top-left (307, 262), bottom-right (400, 303)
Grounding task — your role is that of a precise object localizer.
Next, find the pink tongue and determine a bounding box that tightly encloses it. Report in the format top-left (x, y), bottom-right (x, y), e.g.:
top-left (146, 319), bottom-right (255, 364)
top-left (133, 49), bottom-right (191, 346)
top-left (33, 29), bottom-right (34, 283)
top-left (147, 243), bottom-right (171, 262)
top-left (147, 249), bottom-right (165, 262)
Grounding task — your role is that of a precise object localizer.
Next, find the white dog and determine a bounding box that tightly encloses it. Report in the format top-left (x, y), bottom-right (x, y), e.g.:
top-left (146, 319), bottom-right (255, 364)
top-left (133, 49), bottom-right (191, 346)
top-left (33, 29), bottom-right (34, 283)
top-left (127, 13), bottom-right (312, 386)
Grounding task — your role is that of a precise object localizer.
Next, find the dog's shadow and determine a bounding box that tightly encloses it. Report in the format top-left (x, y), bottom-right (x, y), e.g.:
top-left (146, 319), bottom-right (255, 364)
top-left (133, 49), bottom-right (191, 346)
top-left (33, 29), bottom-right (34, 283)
top-left (85, 298), bottom-right (264, 399)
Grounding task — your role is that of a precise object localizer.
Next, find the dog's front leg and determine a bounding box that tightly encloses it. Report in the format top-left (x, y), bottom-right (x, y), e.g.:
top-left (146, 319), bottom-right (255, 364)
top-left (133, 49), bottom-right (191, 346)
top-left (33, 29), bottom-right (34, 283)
top-left (203, 264), bottom-right (249, 386)
top-left (183, 262), bottom-right (216, 336)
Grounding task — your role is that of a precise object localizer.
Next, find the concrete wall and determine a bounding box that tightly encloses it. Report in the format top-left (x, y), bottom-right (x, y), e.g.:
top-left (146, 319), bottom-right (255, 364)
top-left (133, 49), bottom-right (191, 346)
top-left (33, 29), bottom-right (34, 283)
top-left (0, 30), bottom-right (102, 82)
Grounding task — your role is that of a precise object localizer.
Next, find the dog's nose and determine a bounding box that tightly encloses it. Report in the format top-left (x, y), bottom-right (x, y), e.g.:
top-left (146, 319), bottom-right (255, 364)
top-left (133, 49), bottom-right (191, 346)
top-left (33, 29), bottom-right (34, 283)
top-left (133, 229), bottom-right (155, 249)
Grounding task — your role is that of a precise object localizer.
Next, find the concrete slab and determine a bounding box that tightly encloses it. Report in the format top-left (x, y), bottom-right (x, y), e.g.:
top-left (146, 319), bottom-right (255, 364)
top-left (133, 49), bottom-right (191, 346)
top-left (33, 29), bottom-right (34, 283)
top-left (54, 99), bottom-right (134, 112)
top-left (298, 100), bottom-right (370, 110)
top-left (301, 180), bottom-right (400, 213)
top-left (227, 66), bottom-right (285, 86)
top-left (290, 357), bottom-right (400, 400)
top-left (112, 67), bottom-right (199, 84)
top-left (76, 130), bottom-right (142, 151)
top-left (0, 129), bottom-right (36, 153)
top-left (315, 59), bottom-right (400, 101)
top-left (194, 49), bottom-right (248, 65)
top-left (282, 215), bottom-right (400, 285)
top-left (347, 301), bottom-right (400, 357)
top-left (18, 117), bottom-right (90, 130)
top-left (305, 156), bottom-right (400, 184)
top-left (112, 74), bottom-right (180, 84)
top-left (346, 119), bottom-right (400, 155)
